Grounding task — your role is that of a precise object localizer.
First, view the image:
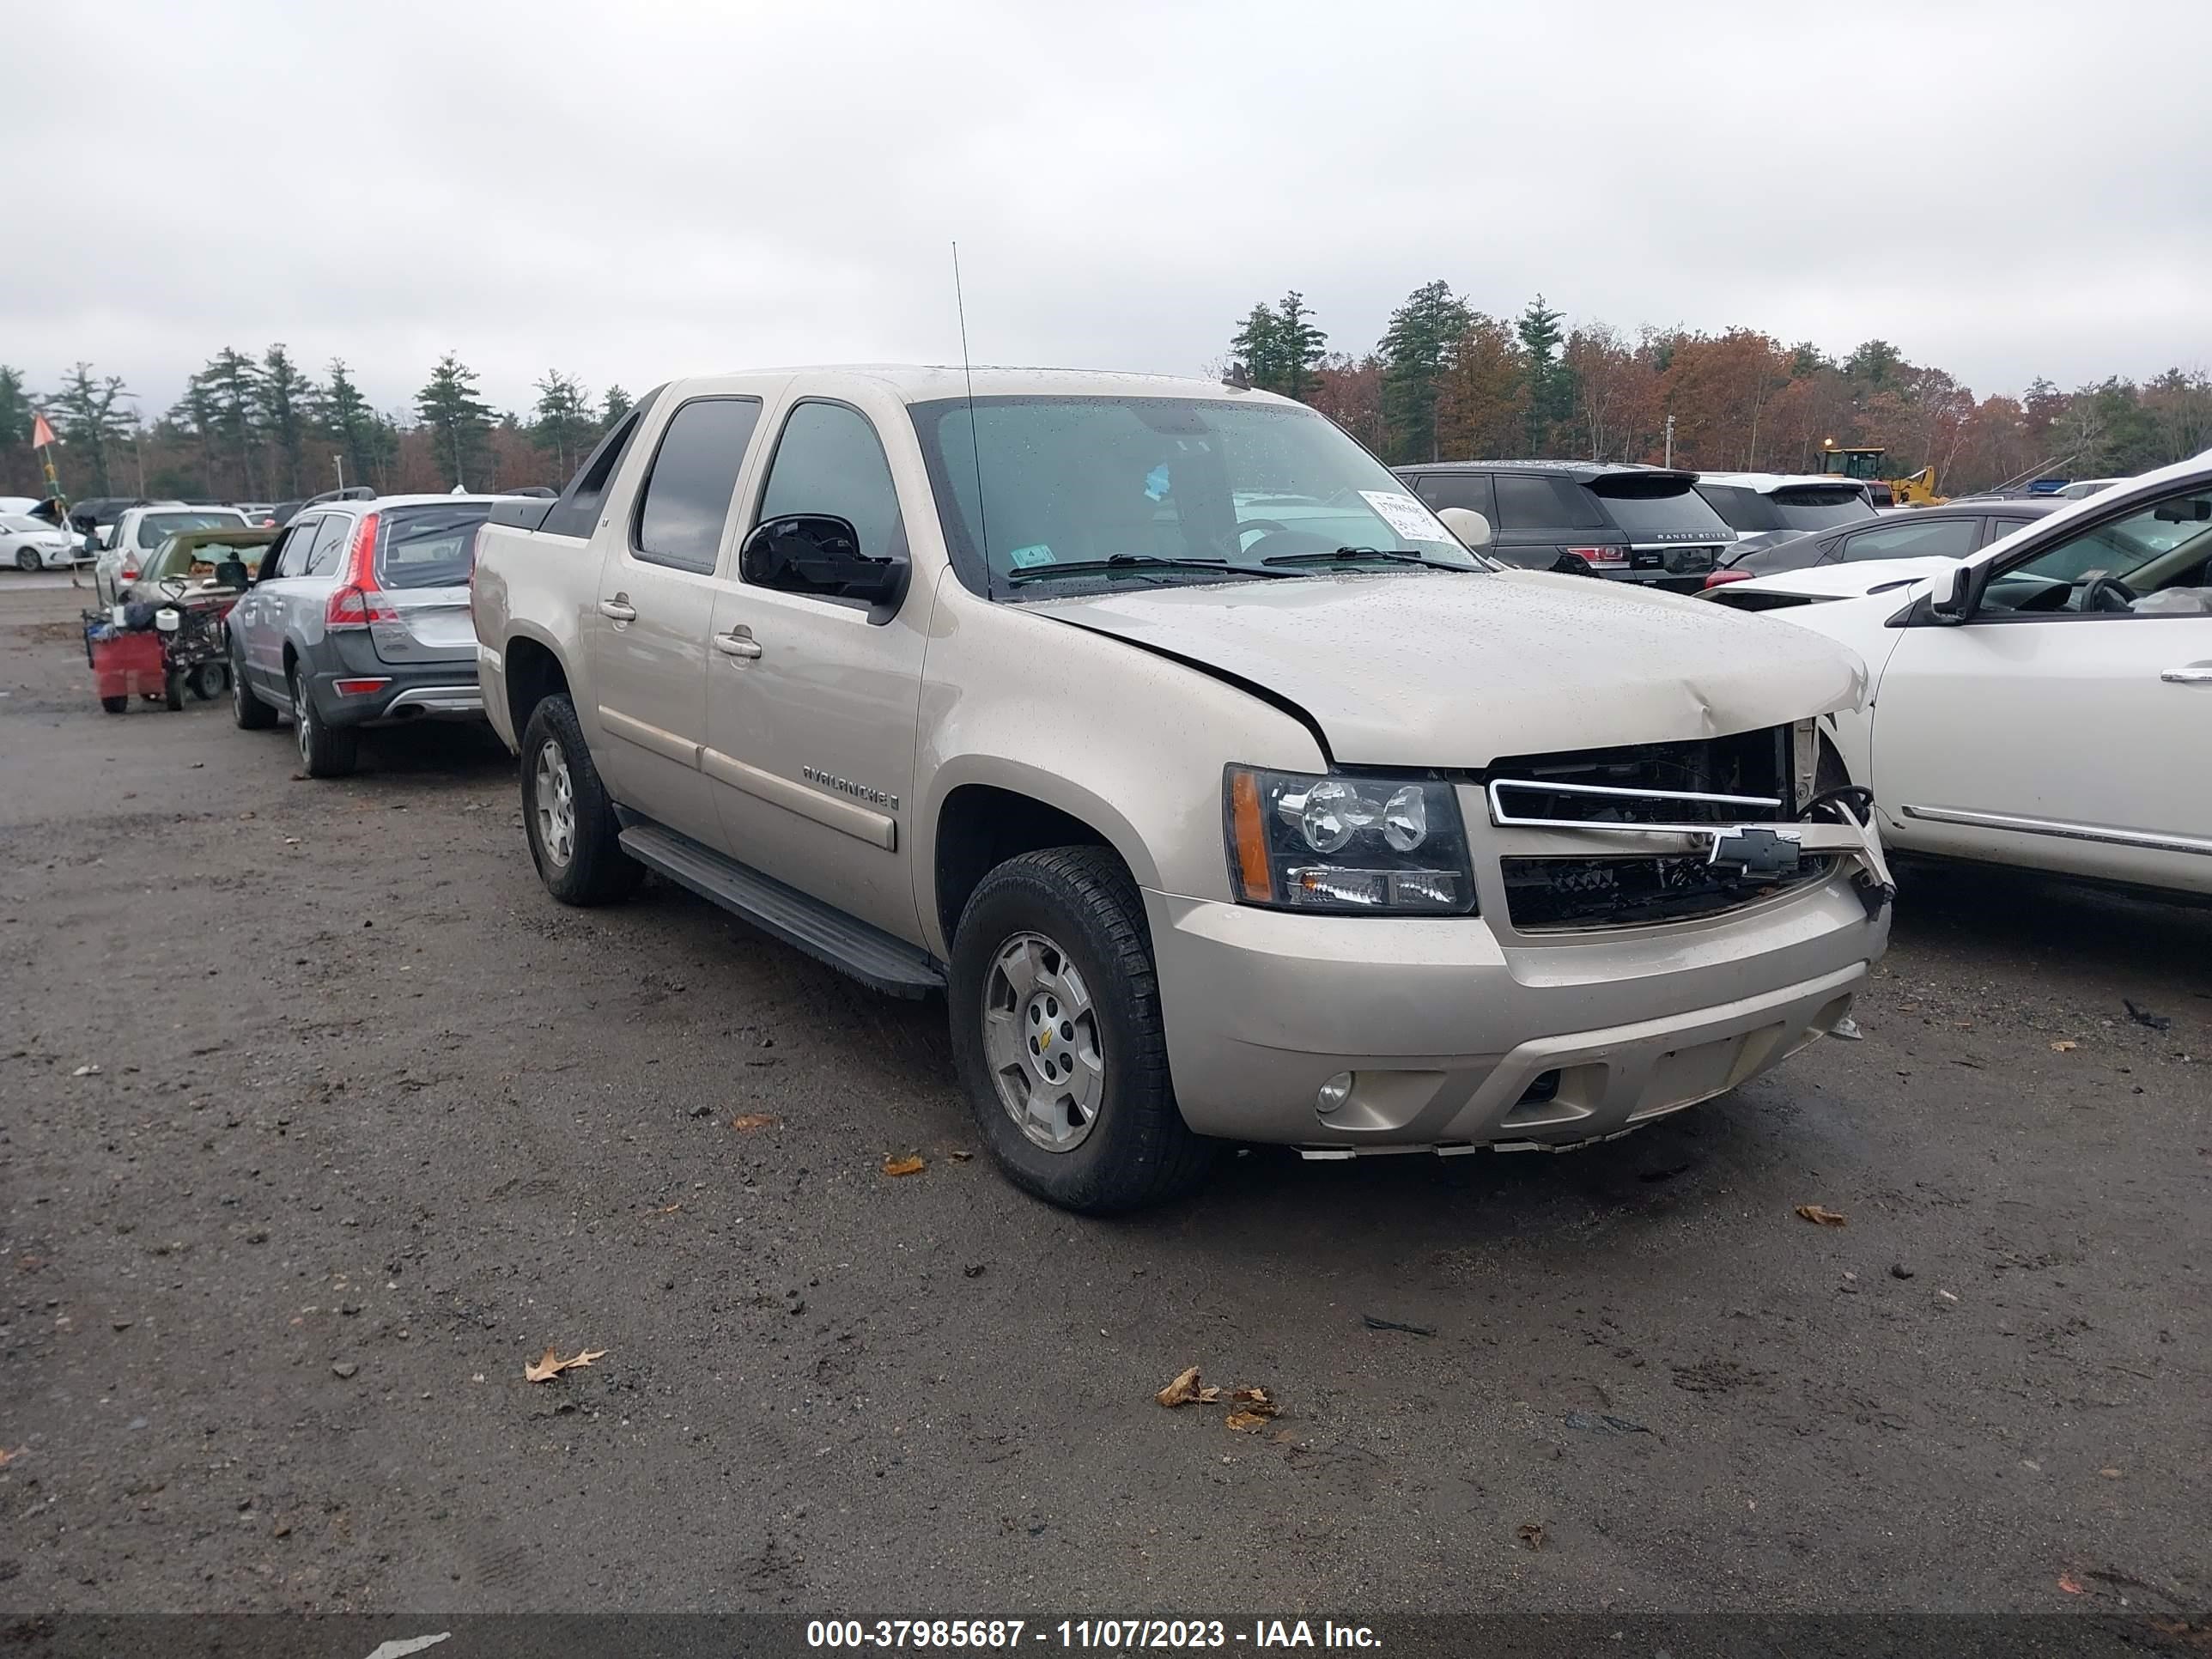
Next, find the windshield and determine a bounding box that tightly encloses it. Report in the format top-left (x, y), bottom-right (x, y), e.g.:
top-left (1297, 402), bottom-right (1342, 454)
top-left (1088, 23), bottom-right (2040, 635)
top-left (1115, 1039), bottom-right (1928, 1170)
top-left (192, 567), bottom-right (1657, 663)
top-left (374, 503), bottom-right (491, 589)
top-left (137, 510), bottom-right (243, 548)
top-left (908, 396), bottom-right (1482, 591)
top-left (1589, 477), bottom-right (1733, 539)
top-left (1770, 487), bottom-right (1875, 532)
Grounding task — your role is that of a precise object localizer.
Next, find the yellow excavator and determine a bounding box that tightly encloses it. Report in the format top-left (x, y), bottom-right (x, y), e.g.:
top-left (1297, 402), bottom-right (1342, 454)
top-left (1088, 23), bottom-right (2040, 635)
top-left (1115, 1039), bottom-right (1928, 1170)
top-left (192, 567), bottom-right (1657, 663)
top-left (1817, 440), bottom-right (1945, 507)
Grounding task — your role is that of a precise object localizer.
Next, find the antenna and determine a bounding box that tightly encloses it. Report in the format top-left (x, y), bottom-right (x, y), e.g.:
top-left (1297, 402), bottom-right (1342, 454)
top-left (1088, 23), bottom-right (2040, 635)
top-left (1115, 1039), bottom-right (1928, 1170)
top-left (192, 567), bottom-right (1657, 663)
top-left (952, 240), bottom-right (992, 583)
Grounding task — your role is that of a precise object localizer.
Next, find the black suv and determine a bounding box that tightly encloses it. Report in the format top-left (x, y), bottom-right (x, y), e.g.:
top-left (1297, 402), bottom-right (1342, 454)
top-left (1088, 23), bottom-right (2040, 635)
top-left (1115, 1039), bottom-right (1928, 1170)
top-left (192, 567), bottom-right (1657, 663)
top-left (1395, 461), bottom-right (1735, 590)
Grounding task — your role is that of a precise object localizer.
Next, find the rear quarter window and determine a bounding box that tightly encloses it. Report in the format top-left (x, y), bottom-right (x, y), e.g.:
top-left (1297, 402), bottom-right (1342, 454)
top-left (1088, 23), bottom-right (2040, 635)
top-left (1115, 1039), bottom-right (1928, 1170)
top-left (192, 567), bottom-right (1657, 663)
top-left (1698, 485), bottom-right (1778, 532)
top-left (1493, 474), bottom-right (1601, 531)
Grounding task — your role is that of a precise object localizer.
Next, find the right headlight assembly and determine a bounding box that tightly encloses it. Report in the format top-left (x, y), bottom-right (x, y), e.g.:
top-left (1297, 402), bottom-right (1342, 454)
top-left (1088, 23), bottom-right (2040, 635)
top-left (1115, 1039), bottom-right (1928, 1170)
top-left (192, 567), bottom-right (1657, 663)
top-left (1223, 765), bottom-right (1478, 915)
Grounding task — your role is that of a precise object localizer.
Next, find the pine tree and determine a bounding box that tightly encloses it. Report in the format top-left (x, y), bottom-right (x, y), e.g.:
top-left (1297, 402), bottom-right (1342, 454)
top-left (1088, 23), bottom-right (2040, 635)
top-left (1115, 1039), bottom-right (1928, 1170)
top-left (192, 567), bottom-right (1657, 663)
top-left (416, 353), bottom-right (495, 490)
top-left (1274, 291), bottom-right (1328, 403)
top-left (1229, 302), bottom-right (1283, 391)
top-left (1379, 280), bottom-right (1472, 463)
top-left (600, 385), bottom-right (633, 431)
top-left (531, 370), bottom-right (599, 477)
top-left (48, 363), bottom-right (137, 495)
top-left (190, 349), bottom-right (264, 498)
top-left (257, 343), bottom-right (316, 497)
top-left (1515, 295), bottom-right (1570, 455)
top-left (318, 358), bottom-right (386, 493)
top-left (0, 365), bottom-right (30, 449)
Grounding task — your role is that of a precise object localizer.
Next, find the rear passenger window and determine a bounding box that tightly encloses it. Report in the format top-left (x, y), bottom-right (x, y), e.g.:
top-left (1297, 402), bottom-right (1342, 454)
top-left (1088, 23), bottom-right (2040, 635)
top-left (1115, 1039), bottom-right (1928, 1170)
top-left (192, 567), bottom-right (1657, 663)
top-left (631, 398), bottom-right (764, 573)
top-left (1492, 475), bottom-right (1582, 530)
top-left (1834, 517), bottom-right (1979, 562)
top-left (307, 514), bottom-right (351, 576)
top-left (753, 402), bottom-right (903, 576)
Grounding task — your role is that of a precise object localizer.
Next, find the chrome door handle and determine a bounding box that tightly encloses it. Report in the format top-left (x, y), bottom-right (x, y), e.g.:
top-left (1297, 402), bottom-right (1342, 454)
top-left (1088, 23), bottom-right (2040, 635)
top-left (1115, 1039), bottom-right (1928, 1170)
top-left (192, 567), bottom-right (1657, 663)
top-left (715, 631), bottom-right (763, 659)
top-left (598, 598), bottom-right (636, 623)
top-left (2160, 667), bottom-right (2212, 684)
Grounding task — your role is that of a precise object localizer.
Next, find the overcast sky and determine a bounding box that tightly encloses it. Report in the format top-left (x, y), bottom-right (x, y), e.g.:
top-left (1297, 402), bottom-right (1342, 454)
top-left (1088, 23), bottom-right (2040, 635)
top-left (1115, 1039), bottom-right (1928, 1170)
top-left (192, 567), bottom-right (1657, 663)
top-left (21, 0), bottom-right (2211, 423)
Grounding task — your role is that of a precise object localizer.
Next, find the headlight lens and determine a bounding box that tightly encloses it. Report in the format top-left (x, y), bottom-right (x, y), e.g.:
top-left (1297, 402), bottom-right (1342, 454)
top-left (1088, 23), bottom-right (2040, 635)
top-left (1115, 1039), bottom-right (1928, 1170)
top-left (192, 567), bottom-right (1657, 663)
top-left (1224, 766), bottom-right (1477, 915)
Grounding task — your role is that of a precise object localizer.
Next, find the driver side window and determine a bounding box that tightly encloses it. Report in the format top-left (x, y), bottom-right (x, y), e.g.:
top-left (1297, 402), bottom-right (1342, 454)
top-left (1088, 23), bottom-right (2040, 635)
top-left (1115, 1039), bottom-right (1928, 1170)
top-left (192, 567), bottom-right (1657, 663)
top-left (1982, 486), bottom-right (2212, 617)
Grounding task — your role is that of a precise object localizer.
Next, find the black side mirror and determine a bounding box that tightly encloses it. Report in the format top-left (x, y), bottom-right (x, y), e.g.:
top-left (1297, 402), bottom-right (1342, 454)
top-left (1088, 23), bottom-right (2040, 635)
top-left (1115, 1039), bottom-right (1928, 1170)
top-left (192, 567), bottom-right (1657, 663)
top-left (738, 514), bottom-right (904, 606)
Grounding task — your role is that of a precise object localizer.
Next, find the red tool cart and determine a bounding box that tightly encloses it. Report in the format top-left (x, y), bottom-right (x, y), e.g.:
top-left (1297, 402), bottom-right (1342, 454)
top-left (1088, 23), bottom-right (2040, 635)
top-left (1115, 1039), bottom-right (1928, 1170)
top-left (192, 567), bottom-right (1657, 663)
top-left (83, 611), bottom-right (179, 713)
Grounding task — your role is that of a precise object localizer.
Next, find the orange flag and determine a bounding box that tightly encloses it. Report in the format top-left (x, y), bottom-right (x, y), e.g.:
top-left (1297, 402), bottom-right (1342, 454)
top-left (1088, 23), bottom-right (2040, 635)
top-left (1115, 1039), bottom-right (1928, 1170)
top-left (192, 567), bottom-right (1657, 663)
top-left (30, 411), bottom-right (57, 448)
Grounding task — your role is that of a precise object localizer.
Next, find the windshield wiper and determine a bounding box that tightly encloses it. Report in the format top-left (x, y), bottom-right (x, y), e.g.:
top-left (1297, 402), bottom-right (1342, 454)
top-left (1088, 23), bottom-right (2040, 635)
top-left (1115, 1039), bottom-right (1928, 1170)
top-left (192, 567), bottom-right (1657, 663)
top-left (1005, 554), bottom-right (1297, 586)
top-left (1262, 545), bottom-right (1474, 572)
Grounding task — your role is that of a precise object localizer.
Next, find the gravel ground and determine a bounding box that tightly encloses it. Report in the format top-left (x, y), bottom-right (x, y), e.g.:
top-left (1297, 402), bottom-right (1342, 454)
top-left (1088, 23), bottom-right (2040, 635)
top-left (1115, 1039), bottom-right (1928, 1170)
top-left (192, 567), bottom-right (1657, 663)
top-left (2, 574), bottom-right (2206, 1620)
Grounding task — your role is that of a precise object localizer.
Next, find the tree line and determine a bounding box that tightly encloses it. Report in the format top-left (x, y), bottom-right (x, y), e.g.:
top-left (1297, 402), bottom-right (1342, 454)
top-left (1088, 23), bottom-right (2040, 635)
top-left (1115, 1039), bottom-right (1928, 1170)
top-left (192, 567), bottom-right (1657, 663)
top-left (1225, 283), bottom-right (2212, 493)
top-left (0, 351), bottom-right (631, 504)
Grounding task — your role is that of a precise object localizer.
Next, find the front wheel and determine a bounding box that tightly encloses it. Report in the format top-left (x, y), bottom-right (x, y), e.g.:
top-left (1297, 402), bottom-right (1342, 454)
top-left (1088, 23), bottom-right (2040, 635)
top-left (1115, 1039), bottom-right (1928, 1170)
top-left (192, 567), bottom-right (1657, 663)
top-left (14, 548), bottom-right (36, 572)
top-left (519, 693), bottom-right (642, 905)
top-left (948, 846), bottom-right (1213, 1214)
top-left (100, 694), bottom-right (129, 714)
top-left (290, 664), bottom-right (356, 777)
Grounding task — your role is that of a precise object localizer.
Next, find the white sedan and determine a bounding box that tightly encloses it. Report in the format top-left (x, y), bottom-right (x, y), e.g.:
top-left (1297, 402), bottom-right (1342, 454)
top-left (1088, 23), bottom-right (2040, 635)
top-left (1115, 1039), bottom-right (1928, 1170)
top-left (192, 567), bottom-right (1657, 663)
top-left (0, 513), bottom-right (83, 571)
top-left (1703, 453), bottom-right (2212, 897)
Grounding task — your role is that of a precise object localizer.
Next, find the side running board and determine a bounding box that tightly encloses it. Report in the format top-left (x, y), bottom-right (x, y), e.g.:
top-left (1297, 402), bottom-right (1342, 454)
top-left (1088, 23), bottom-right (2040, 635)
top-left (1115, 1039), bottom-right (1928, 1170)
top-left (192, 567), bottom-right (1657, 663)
top-left (617, 821), bottom-right (945, 999)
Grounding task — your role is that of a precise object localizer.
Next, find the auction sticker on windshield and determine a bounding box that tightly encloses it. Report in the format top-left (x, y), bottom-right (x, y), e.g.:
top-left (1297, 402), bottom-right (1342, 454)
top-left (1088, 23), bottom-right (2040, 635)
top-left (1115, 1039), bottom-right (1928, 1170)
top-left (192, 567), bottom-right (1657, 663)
top-left (1358, 489), bottom-right (1454, 544)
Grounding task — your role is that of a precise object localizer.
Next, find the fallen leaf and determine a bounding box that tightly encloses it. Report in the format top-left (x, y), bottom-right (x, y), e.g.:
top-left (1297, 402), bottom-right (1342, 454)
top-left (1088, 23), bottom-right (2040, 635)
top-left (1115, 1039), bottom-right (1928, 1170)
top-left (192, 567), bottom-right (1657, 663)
top-left (881, 1153), bottom-right (925, 1178)
top-left (2051, 1040), bottom-right (2078, 1053)
top-left (728, 1113), bottom-right (780, 1132)
top-left (1516, 1522), bottom-right (1546, 1551)
top-left (1226, 1386), bottom-right (1278, 1416)
top-left (1225, 1409), bottom-right (1272, 1432)
top-left (1796, 1204), bottom-right (1848, 1227)
top-left (524, 1345), bottom-right (607, 1383)
top-left (2058, 1571), bottom-right (2085, 1595)
top-left (1156, 1366), bottom-right (1205, 1407)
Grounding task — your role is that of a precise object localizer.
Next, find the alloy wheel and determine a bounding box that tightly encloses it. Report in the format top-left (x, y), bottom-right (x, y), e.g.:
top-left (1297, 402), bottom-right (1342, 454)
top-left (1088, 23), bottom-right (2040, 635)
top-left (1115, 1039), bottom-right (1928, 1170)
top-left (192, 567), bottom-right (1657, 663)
top-left (981, 931), bottom-right (1105, 1152)
top-left (534, 738), bottom-right (576, 867)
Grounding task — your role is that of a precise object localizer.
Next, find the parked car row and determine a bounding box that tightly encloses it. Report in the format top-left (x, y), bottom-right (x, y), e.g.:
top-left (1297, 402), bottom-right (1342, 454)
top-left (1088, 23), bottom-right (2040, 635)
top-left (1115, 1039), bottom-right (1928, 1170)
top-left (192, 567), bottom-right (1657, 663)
top-left (161, 365), bottom-right (2202, 1216)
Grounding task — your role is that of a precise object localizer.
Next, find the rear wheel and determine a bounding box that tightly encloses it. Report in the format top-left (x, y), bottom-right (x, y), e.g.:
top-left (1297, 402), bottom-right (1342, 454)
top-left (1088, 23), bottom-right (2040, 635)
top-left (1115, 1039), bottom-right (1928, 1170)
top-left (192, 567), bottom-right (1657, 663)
top-left (520, 693), bottom-right (641, 905)
top-left (14, 547), bottom-right (36, 572)
top-left (189, 661), bottom-right (225, 701)
top-left (290, 663), bottom-right (356, 778)
top-left (231, 638), bottom-right (276, 729)
top-left (948, 846), bottom-right (1213, 1214)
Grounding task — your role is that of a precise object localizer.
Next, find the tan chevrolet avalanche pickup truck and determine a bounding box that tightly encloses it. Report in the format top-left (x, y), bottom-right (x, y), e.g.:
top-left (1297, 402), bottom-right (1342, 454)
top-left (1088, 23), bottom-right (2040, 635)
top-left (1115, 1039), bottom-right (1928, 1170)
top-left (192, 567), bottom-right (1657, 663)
top-left (471, 367), bottom-right (1893, 1212)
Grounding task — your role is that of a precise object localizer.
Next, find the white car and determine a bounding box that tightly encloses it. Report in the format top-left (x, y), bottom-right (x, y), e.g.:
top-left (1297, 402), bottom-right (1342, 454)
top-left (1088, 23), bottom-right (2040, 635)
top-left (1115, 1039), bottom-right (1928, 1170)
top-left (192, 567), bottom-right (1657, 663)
top-left (1703, 455), bottom-right (2212, 896)
top-left (94, 503), bottom-right (251, 599)
top-left (0, 513), bottom-right (82, 571)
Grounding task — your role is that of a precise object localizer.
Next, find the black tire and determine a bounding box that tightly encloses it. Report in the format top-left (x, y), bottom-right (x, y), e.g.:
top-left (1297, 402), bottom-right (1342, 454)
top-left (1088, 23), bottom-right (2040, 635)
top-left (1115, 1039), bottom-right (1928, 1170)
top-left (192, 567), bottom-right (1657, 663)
top-left (289, 662), bottom-right (356, 778)
top-left (162, 669), bottom-right (185, 712)
top-left (947, 846), bottom-right (1214, 1214)
top-left (100, 694), bottom-right (128, 714)
top-left (519, 693), bottom-right (642, 905)
top-left (231, 638), bottom-right (276, 729)
top-left (189, 661), bottom-right (225, 701)
top-left (14, 547), bottom-right (36, 572)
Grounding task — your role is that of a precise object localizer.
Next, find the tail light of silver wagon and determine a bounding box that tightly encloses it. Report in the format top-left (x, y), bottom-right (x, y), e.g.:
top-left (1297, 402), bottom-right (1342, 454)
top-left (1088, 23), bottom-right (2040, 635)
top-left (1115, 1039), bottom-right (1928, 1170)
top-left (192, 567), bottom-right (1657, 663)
top-left (325, 512), bottom-right (393, 630)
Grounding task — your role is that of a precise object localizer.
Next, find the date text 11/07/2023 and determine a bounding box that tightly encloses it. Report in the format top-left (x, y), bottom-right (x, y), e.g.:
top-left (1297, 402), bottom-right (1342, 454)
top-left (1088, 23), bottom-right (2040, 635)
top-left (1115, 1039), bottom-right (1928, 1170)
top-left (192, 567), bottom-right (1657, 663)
top-left (805, 1620), bottom-right (1382, 1650)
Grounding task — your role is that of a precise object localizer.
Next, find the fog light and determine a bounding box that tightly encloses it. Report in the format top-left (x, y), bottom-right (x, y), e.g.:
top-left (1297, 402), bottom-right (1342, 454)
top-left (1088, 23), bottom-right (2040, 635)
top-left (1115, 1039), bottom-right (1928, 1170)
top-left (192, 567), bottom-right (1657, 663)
top-left (1316, 1072), bottom-right (1355, 1116)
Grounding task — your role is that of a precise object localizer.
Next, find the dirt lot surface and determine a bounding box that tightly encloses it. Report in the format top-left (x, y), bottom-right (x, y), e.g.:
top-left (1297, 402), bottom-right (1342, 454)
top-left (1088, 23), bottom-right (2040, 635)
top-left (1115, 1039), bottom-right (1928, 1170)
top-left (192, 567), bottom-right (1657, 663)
top-left (3, 574), bottom-right (2206, 1620)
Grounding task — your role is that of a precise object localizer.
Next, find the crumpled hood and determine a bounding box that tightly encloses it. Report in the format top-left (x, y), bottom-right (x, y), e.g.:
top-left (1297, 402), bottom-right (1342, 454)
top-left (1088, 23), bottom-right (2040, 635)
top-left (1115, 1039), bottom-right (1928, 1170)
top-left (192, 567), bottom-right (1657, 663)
top-left (1024, 569), bottom-right (1866, 767)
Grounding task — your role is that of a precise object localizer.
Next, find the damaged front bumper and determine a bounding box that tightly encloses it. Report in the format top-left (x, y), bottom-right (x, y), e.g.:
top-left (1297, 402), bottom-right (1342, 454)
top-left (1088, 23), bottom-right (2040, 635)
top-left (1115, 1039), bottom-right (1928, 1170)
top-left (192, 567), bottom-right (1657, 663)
top-left (1145, 773), bottom-right (1892, 1152)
